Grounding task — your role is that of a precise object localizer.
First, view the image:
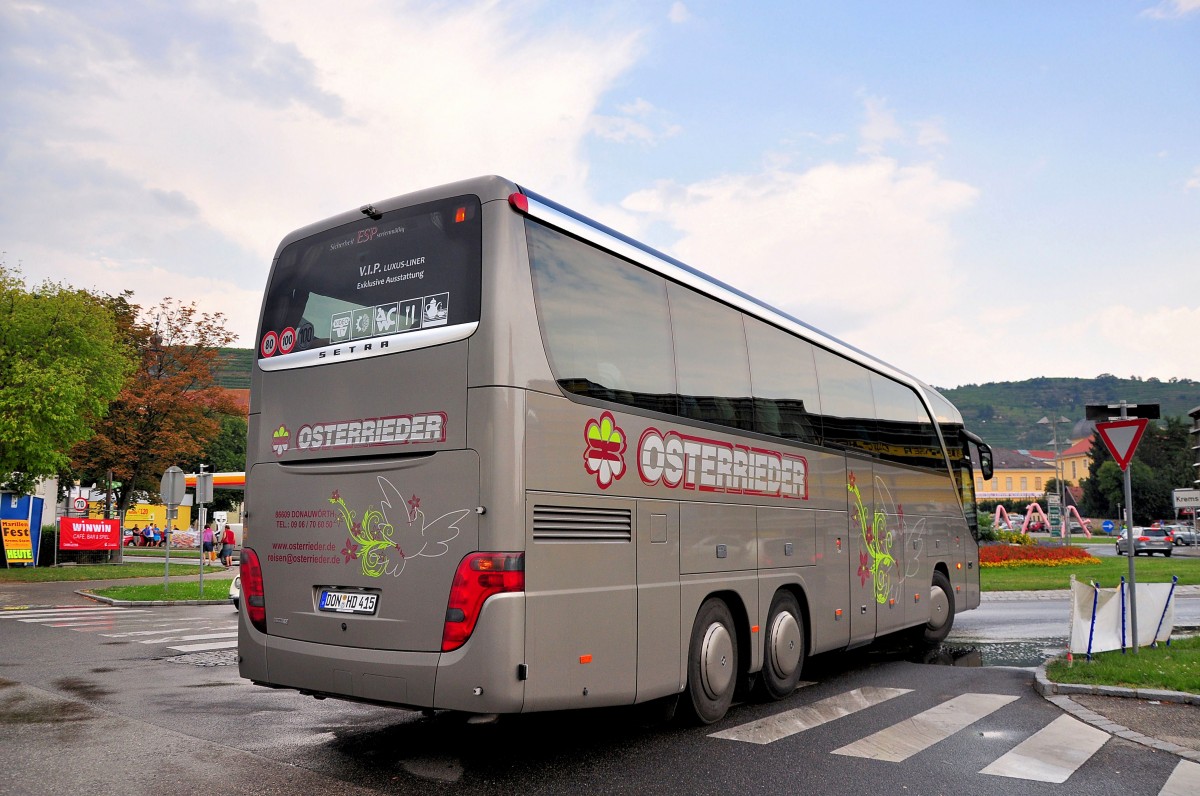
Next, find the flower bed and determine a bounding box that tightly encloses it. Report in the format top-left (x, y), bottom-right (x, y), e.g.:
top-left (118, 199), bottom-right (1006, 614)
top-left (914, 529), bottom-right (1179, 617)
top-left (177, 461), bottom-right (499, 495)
top-left (980, 543), bottom-right (1101, 568)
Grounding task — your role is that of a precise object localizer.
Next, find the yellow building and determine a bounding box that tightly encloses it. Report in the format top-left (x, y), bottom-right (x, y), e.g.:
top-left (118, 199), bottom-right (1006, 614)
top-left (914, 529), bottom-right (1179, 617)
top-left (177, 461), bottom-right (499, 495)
top-left (975, 449), bottom-right (1056, 501)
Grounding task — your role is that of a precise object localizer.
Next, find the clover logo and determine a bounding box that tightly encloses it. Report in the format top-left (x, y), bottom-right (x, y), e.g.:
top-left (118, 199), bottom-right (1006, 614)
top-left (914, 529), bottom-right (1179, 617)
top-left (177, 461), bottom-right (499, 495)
top-left (583, 412), bottom-right (626, 489)
top-left (271, 425), bottom-right (291, 456)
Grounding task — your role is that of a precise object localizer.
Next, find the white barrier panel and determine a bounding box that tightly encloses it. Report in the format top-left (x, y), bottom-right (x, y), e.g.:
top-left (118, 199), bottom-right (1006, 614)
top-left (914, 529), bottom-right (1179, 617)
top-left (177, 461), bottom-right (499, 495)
top-left (1068, 576), bottom-right (1176, 655)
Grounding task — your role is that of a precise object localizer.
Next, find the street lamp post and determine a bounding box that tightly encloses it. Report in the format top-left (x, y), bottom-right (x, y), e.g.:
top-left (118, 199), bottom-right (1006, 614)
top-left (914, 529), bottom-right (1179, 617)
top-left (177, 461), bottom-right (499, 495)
top-left (1038, 416), bottom-right (1070, 542)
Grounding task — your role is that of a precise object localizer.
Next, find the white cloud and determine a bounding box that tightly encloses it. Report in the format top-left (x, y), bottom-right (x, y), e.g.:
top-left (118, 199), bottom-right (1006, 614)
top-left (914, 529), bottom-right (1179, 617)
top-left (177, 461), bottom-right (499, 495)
top-left (619, 158), bottom-right (980, 384)
top-left (668, 3), bottom-right (692, 24)
top-left (0, 0), bottom-right (643, 345)
top-left (1186, 166), bottom-right (1200, 191)
top-left (916, 117), bottom-right (950, 149)
top-left (591, 97), bottom-right (682, 144)
top-left (858, 96), bottom-right (903, 155)
top-left (1141, 0), bottom-right (1200, 19)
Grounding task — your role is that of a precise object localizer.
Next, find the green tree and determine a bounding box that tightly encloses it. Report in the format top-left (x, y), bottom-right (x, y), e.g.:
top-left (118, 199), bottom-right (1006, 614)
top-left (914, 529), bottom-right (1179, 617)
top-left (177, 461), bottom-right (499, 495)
top-left (1080, 418), bottom-right (1193, 523)
top-left (70, 299), bottom-right (241, 517)
top-left (0, 266), bottom-right (133, 493)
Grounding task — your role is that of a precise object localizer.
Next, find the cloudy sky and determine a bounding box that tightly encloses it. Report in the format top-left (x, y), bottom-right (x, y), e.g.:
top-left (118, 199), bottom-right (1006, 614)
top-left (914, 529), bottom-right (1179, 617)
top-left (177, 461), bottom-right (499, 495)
top-left (2, 0), bottom-right (1197, 389)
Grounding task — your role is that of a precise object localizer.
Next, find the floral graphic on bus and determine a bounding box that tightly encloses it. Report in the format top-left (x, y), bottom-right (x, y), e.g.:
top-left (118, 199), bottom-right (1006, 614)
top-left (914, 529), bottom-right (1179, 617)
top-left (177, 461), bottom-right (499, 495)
top-left (848, 471), bottom-right (896, 605)
top-left (583, 412), bottom-right (626, 489)
top-left (330, 477), bottom-right (469, 578)
top-left (271, 425), bottom-right (290, 457)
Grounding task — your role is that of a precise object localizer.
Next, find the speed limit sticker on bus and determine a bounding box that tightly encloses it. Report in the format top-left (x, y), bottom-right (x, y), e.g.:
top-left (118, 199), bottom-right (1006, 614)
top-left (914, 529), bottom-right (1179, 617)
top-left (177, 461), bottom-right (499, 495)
top-left (318, 590), bottom-right (378, 614)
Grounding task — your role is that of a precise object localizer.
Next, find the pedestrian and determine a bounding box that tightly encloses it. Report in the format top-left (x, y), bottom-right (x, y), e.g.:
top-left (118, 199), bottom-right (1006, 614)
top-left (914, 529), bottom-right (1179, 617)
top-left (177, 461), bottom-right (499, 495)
top-left (202, 522), bottom-right (216, 564)
top-left (142, 524), bottom-right (154, 547)
top-left (151, 523), bottom-right (162, 548)
top-left (128, 525), bottom-right (140, 547)
top-left (219, 525), bottom-right (236, 568)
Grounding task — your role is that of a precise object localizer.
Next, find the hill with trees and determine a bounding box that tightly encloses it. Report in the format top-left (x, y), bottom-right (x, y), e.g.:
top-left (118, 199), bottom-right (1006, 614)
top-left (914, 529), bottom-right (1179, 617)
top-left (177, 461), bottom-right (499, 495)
top-left (939, 375), bottom-right (1200, 450)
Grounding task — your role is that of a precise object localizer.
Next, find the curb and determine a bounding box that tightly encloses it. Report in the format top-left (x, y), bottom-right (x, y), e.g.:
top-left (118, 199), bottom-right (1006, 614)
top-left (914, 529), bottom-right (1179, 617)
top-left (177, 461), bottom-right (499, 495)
top-left (1035, 662), bottom-right (1200, 762)
top-left (77, 589), bottom-right (235, 607)
top-left (981, 583), bottom-right (1200, 601)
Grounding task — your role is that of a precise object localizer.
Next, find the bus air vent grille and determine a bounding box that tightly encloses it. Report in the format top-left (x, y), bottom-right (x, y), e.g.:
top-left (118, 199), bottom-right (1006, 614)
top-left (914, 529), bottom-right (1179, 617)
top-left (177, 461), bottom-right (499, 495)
top-left (532, 506), bottom-right (633, 543)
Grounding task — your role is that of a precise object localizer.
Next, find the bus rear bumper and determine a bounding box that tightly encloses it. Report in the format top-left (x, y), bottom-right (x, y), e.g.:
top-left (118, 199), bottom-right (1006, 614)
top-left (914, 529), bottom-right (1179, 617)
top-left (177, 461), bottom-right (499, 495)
top-left (238, 594), bottom-right (526, 714)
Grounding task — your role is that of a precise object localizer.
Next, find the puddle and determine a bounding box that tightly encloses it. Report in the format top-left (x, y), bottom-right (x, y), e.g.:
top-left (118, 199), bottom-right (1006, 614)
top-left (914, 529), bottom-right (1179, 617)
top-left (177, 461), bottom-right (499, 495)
top-left (918, 638), bottom-right (1066, 668)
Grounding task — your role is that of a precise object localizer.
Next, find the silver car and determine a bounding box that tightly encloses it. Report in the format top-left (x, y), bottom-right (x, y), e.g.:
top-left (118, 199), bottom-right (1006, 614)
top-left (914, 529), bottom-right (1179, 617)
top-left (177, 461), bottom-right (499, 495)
top-left (1169, 525), bottom-right (1199, 546)
top-left (1115, 527), bottom-right (1174, 557)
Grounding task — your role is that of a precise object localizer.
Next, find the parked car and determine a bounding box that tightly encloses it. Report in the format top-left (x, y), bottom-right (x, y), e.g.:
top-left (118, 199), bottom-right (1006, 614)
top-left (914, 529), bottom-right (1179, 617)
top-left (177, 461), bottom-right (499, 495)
top-left (1168, 525), bottom-right (1199, 546)
top-left (1115, 527), bottom-right (1173, 557)
top-left (229, 573), bottom-right (241, 609)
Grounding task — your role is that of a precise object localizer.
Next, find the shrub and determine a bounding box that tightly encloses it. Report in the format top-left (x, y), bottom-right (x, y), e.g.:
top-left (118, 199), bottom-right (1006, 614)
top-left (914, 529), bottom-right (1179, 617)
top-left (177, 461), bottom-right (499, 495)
top-left (996, 530), bottom-right (1035, 546)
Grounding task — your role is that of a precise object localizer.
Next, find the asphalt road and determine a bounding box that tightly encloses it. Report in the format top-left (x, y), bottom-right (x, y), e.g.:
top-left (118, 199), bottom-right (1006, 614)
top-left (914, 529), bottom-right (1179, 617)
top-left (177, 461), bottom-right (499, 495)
top-left (2, 597), bottom-right (1197, 795)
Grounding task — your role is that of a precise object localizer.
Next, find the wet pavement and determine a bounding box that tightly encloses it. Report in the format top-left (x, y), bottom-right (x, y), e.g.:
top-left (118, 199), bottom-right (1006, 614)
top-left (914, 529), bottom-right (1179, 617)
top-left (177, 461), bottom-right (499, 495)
top-left (3, 574), bottom-right (1198, 763)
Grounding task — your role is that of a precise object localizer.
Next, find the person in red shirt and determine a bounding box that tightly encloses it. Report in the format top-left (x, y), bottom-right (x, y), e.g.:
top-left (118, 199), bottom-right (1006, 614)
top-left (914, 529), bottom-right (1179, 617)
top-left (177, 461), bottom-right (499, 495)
top-left (219, 525), bottom-right (236, 567)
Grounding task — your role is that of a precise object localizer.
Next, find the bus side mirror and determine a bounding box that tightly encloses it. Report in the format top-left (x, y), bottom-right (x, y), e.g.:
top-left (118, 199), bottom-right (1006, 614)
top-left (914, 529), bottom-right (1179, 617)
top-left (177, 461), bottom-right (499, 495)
top-left (978, 446), bottom-right (993, 481)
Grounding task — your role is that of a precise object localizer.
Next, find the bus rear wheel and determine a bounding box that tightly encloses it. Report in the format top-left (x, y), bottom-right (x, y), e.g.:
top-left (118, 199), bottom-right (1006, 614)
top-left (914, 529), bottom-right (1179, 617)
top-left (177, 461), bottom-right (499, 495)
top-left (918, 570), bottom-right (955, 645)
top-left (757, 591), bottom-right (805, 701)
top-left (683, 598), bottom-right (739, 724)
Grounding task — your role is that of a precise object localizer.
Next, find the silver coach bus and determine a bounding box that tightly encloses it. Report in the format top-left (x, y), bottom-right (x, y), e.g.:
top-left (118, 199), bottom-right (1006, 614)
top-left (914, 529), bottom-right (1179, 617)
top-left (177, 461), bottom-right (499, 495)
top-left (238, 175), bottom-right (993, 724)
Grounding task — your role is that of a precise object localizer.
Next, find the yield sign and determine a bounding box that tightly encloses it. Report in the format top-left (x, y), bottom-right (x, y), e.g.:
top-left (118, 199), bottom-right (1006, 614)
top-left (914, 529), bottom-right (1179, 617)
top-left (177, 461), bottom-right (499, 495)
top-left (1096, 418), bottom-right (1149, 471)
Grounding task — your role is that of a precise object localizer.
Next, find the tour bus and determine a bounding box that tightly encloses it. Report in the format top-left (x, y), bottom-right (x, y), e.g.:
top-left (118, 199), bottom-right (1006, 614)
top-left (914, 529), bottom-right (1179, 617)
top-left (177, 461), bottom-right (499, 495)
top-left (238, 175), bottom-right (993, 724)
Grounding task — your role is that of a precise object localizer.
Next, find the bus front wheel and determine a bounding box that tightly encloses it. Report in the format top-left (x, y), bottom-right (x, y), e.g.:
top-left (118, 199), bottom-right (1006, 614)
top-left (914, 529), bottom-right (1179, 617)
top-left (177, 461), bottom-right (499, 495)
top-left (757, 590), bottom-right (805, 701)
top-left (684, 598), bottom-right (739, 724)
top-left (918, 570), bottom-right (955, 645)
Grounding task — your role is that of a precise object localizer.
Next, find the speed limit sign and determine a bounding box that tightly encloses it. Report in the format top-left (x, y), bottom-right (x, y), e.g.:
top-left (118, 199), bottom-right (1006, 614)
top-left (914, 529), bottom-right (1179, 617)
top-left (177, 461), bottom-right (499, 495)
top-left (72, 497), bottom-right (87, 512)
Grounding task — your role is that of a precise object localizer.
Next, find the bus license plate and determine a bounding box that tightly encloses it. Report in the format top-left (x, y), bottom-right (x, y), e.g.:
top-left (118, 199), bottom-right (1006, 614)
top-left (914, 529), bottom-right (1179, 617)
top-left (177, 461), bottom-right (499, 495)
top-left (319, 590), bottom-right (378, 615)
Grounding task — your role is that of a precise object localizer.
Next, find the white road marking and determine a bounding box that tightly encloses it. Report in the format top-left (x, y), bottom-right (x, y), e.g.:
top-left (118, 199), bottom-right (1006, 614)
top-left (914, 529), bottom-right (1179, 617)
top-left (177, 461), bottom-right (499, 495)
top-left (710, 686), bottom-right (911, 745)
top-left (143, 631), bottom-right (236, 644)
top-left (1159, 759), bottom-right (1200, 796)
top-left (166, 640), bottom-right (238, 653)
top-left (832, 692), bottom-right (1019, 762)
top-left (980, 714), bottom-right (1109, 783)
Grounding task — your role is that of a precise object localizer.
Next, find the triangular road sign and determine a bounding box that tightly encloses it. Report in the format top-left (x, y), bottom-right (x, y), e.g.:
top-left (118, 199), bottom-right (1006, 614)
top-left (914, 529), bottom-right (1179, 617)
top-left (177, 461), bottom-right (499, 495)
top-left (1096, 418), bottom-right (1149, 471)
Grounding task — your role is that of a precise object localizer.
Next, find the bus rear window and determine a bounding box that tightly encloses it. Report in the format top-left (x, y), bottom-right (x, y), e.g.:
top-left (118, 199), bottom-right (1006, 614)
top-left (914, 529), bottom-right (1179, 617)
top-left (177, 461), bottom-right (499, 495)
top-left (257, 195), bottom-right (482, 366)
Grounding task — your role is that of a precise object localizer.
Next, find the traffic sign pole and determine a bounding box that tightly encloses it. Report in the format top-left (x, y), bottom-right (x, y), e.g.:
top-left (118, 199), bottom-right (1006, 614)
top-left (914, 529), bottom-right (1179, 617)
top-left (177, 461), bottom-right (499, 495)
top-left (1089, 401), bottom-right (1158, 655)
top-left (161, 466), bottom-right (185, 591)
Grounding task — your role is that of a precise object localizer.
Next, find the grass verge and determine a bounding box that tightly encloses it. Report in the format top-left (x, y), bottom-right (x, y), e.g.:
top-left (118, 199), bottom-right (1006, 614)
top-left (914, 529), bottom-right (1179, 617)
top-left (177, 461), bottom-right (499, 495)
top-left (1044, 635), bottom-right (1200, 693)
top-left (981, 556), bottom-right (1199, 591)
top-left (89, 580), bottom-right (234, 602)
top-left (0, 563), bottom-right (232, 582)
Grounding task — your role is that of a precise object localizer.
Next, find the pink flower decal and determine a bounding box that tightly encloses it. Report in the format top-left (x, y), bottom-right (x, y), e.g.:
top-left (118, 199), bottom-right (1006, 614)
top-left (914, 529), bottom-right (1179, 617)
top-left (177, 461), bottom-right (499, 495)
top-left (857, 552), bottom-right (871, 587)
top-left (583, 412), bottom-right (626, 489)
top-left (341, 538), bottom-right (360, 563)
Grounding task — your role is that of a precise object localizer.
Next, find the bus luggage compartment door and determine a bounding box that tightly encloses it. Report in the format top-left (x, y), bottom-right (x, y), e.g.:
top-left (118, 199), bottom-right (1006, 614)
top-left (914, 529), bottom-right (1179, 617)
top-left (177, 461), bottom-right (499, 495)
top-left (524, 496), bottom-right (637, 710)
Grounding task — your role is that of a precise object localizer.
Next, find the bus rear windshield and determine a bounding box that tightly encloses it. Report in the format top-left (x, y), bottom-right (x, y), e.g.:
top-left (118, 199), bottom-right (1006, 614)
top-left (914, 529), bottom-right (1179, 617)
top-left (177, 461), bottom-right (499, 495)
top-left (257, 195), bottom-right (482, 361)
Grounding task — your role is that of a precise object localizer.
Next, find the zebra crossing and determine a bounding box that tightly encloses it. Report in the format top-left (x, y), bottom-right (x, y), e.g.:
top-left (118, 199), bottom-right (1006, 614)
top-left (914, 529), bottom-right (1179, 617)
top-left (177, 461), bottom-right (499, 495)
top-left (711, 682), bottom-right (1200, 792)
top-left (0, 604), bottom-right (238, 654)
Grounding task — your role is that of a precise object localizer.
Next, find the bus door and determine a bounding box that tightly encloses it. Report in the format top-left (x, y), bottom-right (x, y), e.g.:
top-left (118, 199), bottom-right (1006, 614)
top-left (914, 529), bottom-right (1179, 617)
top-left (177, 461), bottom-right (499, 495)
top-left (847, 460), bottom-right (879, 646)
top-left (523, 497), bottom-right (637, 710)
top-left (635, 501), bottom-right (681, 702)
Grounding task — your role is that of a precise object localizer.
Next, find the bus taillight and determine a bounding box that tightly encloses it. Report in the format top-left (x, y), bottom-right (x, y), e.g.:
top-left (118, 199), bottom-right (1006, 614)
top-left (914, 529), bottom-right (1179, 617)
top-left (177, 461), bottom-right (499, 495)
top-left (240, 547), bottom-right (267, 633)
top-left (441, 552), bottom-right (525, 652)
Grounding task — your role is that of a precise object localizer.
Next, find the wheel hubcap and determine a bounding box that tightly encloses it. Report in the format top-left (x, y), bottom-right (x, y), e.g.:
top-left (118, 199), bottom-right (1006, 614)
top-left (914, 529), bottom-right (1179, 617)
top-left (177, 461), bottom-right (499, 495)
top-left (927, 584), bottom-right (950, 630)
top-left (768, 612), bottom-right (802, 679)
top-left (700, 623), bottom-right (734, 700)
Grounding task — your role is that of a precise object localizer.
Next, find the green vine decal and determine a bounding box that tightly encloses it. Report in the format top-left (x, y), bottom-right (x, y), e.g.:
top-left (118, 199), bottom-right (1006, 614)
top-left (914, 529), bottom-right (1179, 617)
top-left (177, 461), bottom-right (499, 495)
top-left (326, 478), bottom-right (468, 578)
top-left (848, 471), bottom-right (895, 604)
top-left (330, 489), bottom-right (398, 578)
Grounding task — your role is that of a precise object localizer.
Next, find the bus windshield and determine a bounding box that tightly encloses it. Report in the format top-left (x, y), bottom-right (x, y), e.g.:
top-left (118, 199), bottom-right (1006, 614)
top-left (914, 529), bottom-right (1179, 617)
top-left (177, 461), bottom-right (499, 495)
top-left (256, 194), bottom-right (482, 365)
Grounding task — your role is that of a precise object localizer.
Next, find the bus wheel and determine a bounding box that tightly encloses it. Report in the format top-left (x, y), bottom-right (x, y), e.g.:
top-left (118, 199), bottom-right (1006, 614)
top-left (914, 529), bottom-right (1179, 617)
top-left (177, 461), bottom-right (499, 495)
top-left (757, 591), bottom-right (805, 701)
top-left (919, 571), bottom-right (955, 645)
top-left (684, 598), bottom-right (739, 724)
